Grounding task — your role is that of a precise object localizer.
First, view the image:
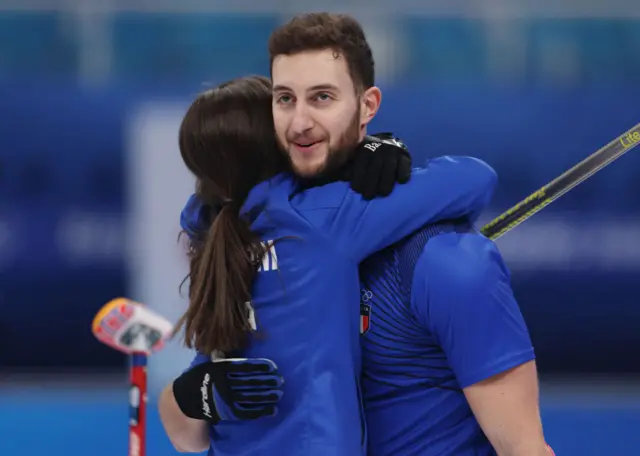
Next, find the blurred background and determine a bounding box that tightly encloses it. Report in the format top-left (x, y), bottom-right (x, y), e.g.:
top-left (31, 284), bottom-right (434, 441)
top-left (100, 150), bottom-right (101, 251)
top-left (1, 1), bottom-right (639, 454)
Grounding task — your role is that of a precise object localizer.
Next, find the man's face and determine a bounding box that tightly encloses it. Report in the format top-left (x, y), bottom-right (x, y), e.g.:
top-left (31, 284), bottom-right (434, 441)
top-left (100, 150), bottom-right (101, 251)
top-left (271, 49), bottom-right (368, 178)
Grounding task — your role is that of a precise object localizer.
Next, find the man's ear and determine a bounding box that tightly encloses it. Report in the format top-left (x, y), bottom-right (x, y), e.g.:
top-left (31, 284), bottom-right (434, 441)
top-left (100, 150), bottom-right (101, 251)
top-left (360, 86), bottom-right (382, 128)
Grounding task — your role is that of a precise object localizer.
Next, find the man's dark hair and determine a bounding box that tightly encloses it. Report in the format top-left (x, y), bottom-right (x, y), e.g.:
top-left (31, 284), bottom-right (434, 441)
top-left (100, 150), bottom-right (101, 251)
top-left (268, 12), bottom-right (375, 92)
top-left (175, 75), bottom-right (286, 355)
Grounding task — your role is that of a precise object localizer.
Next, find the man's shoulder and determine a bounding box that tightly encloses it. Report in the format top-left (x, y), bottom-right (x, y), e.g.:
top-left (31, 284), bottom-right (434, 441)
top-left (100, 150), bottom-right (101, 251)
top-left (401, 224), bottom-right (505, 329)
top-left (252, 174), bottom-right (351, 213)
top-left (361, 221), bottom-right (473, 294)
top-left (367, 220), bottom-right (472, 265)
top-left (416, 226), bottom-right (502, 296)
top-left (289, 181), bottom-right (351, 212)
top-left (244, 174), bottom-right (342, 220)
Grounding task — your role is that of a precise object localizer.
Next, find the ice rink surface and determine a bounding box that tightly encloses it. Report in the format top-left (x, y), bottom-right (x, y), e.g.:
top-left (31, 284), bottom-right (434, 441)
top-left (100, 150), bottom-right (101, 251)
top-left (1, 377), bottom-right (639, 456)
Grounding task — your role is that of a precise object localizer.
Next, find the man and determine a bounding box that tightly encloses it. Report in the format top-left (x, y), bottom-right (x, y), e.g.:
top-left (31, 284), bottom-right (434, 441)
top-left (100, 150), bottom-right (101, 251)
top-left (267, 12), bottom-right (552, 456)
top-left (158, 36), bottom-right (497, 456)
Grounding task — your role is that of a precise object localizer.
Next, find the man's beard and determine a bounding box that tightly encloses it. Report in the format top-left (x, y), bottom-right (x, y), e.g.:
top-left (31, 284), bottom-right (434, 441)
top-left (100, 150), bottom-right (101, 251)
top-left (278, 106), bottom-right (362, 183)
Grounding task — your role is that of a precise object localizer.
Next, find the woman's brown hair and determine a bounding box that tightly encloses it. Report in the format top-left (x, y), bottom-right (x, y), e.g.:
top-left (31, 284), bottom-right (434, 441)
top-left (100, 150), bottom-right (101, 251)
top-left (175, 75), bottom-right (285, 354)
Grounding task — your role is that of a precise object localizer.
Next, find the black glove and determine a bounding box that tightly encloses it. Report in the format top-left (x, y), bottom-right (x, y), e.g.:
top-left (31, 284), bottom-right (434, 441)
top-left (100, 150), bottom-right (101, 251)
top-left (173, 358), bottom-right (284, 424)
top-left (347, 132), bottom-right (412, 200)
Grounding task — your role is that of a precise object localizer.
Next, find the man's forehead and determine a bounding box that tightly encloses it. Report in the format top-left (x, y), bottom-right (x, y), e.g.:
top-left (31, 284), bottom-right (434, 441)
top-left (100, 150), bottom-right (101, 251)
top-left (271, 49), bottom-right (351, 91)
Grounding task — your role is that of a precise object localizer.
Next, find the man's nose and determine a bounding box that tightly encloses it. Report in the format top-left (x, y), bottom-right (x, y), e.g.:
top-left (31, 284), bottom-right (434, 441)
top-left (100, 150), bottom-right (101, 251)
top-left (289, 103), bottom-right (315, 135)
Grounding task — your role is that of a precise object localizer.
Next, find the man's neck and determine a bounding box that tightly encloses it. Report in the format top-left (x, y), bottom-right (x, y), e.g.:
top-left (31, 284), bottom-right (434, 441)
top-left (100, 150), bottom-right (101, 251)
top-left (295, 166), bottom-right (349, 191)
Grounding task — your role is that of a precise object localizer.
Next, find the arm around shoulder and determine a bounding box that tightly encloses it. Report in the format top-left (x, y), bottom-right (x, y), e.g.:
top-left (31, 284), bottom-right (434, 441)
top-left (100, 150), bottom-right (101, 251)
top-left (336, 156), bottom-right (498, 261)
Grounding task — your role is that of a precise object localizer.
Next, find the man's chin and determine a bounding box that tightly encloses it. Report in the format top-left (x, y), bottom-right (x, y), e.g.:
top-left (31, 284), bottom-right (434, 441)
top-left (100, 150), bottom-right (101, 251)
top-left (292, 163), bottom-right (325, 178)
top-left (290, 156), bottom-right (328, 178)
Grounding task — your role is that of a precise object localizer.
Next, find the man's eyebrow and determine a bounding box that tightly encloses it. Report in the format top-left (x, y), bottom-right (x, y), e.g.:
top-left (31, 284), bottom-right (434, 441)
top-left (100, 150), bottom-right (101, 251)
top-left (272, 84), bottom-right (291, 92)
top-left (272, 84), bottom-right (340, 92)
top-left (307, 84), bottom-right (340, 92)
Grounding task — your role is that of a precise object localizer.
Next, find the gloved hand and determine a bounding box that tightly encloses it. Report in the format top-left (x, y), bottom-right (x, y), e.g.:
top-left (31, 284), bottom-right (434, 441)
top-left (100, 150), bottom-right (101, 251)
top-left (347, 132), bottom-right (413, 200)
top-left (173, 357), bottom-right (284, 423)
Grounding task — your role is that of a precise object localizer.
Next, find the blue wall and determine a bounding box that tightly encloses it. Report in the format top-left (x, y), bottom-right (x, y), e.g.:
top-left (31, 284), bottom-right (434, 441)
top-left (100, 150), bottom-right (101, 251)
top-left (1, 84), bottom-right (639, 373)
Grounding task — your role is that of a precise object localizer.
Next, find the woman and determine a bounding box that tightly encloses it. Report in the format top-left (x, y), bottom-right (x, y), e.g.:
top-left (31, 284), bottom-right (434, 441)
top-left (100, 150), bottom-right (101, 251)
top-left (159, 75), bottom-right (497, 456)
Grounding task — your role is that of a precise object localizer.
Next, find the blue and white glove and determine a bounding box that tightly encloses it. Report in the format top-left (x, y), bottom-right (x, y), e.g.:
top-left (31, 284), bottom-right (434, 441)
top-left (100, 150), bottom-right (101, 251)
top-left (173, 358), bottom-right (284, 423)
